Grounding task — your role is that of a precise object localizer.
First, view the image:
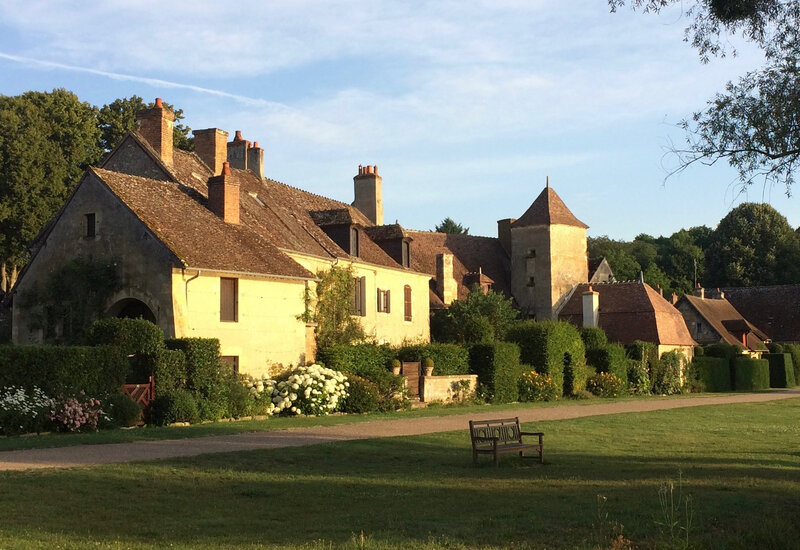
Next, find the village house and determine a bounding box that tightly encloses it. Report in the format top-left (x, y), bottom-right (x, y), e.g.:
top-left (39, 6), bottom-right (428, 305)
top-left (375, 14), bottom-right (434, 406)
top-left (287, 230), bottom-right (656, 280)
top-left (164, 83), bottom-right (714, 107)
top-left (722, 285), bottom-right (800, 344)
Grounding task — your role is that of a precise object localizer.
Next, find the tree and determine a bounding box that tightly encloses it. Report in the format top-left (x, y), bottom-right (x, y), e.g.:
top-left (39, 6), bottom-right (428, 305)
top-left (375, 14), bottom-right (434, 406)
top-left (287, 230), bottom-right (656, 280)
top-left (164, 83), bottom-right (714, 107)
top-left (610, 1), bottom-right (800, 194)
top-left (98, 95), bottom-right (194, 152)
top-left (309, 265), bottom-right (365, 349)
top-left (431, 286), bottom-right (518, 344)
top-left (0, 90), bottom-right (103, 290)
top-left (705, 202), bottom-right (800, 286)
top-left (434, 217), bottom-right (469, 234)
top-left (588, 236), bottom-right (642, 281)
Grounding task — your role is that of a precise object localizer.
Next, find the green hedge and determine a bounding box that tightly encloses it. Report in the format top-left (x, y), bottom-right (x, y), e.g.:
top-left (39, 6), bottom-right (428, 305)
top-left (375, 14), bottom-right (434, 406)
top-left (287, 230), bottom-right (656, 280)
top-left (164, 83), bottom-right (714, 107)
top-left (692, 356), bottom-right (731, 392)
top-left (0, 345), bottom-right (127, 397)
top-left (468, 342), bottom-right (522, 403)
top-left (506, 320), bottom-right (586, 397)
top-left (165, 338), bottom-right (228, 420)
top-left (626, 341), bottom-right (659, 394)
top-left (580, 326), bottom-right (608, 351)
top-left (586, 343), bottom-right (628, 387)
top-left (153, 349), bottom-right (187, 394)
top-left (764, 353), bottom-right (796, 388)
top-left (395, 343), bottom-right (469, 375)
top-left (784, 344), bottom-right (800, 386)
top-left (88, 318), bottom-right (164, 356)
top-left (732, 357), bottom-right (770, 391)
top-left (704, 343), bottom-right (743, 361)
top-left (652, 351), bottom-right (683, 395)
top-left (317, 343), bottom-right (395, 380)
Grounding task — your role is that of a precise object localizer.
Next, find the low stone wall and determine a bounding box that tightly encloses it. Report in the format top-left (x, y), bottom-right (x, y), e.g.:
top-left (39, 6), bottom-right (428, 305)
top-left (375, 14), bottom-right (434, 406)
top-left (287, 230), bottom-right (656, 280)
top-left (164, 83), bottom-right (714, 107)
top-left (421, 374), bottom-right (478, 403)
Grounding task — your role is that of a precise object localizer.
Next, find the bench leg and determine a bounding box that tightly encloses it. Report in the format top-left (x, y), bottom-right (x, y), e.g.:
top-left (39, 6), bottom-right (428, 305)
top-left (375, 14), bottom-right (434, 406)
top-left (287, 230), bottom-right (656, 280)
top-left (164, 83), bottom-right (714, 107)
top-left (494, 450), bottom-right (499, 466)
top-left (473, 449), bottom-right (478, 464)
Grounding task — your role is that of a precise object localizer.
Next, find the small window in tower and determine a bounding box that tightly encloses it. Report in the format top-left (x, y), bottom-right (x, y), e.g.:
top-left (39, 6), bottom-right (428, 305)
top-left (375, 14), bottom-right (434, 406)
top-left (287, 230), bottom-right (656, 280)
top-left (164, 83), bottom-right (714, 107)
top-left (527, 249), bottom-right (536, 258)
top-left (86, 213), bottom-right (96, 238)
top-left (527, 276), bottom-right (536, 287)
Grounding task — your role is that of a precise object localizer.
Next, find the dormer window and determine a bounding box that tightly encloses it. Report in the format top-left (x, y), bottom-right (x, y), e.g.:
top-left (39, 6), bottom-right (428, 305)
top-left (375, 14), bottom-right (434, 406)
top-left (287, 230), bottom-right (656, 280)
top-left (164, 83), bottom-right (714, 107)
top-left (85, 213), bottom-right (96, 238)
top-left (401, 240), bottom-right (410, 268)
top-left (350, 226), bottom-right (360, 257)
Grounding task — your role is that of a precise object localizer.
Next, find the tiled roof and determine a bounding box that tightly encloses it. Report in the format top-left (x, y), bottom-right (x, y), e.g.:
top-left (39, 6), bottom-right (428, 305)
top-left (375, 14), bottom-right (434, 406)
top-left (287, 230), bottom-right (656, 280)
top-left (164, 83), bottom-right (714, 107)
top-left (92, 167), bottom-right (313, 279)
top-left (678, 294), bottom-right (767, 349)
top-left (363, 224), bottom-right (407, 241)
top-left (404, 230), bottom-right (511, 300)
top-left (309, 208), bottom-right (359, 227)
top-left (558, 282), bottom-right (696, 346)
top-left (722, 285), bottom-right (800, 343)
top-left (512, 186), bottom-right (588, 229)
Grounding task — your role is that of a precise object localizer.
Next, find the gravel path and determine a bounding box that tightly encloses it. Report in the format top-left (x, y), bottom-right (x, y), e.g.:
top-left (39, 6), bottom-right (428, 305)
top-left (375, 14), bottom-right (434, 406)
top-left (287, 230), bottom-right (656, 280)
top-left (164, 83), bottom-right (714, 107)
top-left (2, 389), bottom-right (798, 471)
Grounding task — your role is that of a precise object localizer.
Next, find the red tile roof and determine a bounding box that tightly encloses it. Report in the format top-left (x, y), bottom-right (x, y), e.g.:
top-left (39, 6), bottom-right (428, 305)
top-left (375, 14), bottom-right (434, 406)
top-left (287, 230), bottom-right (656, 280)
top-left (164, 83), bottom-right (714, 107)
top-left (723, 285), bottom-right (800, 343)
top-left (512, 186), bottom-right (588, 229)
top-left (558, 282), bottom-right (696, 346)
top-left (677, 294), bottom-right (767, 349)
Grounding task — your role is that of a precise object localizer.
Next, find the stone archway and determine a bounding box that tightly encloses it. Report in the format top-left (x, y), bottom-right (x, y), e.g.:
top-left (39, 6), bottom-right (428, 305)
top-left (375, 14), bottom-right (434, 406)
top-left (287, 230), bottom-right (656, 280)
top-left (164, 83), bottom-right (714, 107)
top-left (107, 298), bottom-right (157, 324)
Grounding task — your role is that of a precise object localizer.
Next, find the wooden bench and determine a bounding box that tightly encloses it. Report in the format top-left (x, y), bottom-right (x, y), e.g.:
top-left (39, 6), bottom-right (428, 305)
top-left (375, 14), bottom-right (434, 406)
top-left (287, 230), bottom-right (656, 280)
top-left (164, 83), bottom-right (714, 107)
top-left (469, 417), bottom-right (544, 465)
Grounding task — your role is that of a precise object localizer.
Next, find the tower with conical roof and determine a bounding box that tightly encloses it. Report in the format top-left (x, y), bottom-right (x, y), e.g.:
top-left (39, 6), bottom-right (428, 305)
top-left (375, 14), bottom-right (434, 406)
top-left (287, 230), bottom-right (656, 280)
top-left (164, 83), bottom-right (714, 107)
top-left (506, 179), bottom-right (589, 319)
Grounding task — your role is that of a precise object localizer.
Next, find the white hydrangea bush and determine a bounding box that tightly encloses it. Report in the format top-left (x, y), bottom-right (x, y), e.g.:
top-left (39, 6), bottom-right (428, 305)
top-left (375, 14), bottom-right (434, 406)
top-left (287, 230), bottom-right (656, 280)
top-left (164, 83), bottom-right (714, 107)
top-left (0, 386), bottom-right (56, 435)
top-left (245, 364), bottom-right (349, 416)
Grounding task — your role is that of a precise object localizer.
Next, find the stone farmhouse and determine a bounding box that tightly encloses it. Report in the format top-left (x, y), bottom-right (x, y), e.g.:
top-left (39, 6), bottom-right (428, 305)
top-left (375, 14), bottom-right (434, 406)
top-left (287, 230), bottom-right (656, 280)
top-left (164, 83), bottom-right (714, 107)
top-left (12, 99), bottom-right (701, 373)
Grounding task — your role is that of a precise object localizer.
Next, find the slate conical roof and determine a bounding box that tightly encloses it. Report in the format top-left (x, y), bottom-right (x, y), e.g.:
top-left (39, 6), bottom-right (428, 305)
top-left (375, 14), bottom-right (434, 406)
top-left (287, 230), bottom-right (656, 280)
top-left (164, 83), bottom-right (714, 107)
top-left (511, 184), bottom-right (588, 229)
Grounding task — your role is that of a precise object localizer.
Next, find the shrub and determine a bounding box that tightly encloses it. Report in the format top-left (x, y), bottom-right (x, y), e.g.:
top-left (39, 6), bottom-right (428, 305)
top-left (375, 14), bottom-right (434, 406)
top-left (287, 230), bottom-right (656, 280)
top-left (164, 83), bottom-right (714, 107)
top-left (270, 364), bottom-right (349, 416)
top-left (88, 318), bottom-right (164, 356)
top-left (693, 345), bottom-right (705, 357)
top-left (153, 349), bottom-right (187, 394)
top-left (626, 358), bottom-right (651, 394)
top-left (0, 386), bottom-right (55, 435)
top-left (518, 370), bottom-right (559, 402)
top-left (342, 374), bottom-right (380, 413)
top-left (692, 356), bottom-right (732, 392)
top-left (580, 326), bottom-right (608, 351)
top-left (586, 372), bottom-right (627, 398)
top-left (105, 393), bottom-right (142, 427)
top-left (317, 342), bottom-right (395, 380)
top-left (396, 343), bottom-right (469, 375)
top-left (506, 320), bottom-right (586, 397)
top-left (226, 376), bottom-right (254, 418)
top-left (0, 345), bottom-right (127, 398)
top-left (586, 343), bottom-right (628, 385)
top-left (150, 389), bottom-right (200, 425)
top-left (567, 363), bottom-right (594, 396)
top-left (764, 353), bottom-right (796, 388)
top-left (50, 393), bottom-right (104, 432)
top-left (468, 342), bottom-right (522, 403)
top-left (165, 338), bottom-right (227, 420)
top-left (732, 357), bottom-right (770, 391)
top-left (652, 351), bottom-right (684, 395)
top-left (767, 342), bottom-right (784, 354)
top-left (704, 343), bottom-right (743, 361)
top-left (783, 344), bottom-right (800, 385)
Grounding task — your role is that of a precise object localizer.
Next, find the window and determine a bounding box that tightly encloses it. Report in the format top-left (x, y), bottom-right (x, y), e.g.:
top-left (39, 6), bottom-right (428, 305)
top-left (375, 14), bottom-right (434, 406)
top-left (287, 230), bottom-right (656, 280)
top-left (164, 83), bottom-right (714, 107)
top-left (351, 276), bottom-right (366, 316)
top-left (350, 226), bottom-right (360, 257)
top-left (85, 213), bottom-right (96, 238)
top-left (221, 356), bottom-right (239, 374)
top-left (401, 240), bottom-right (410, 268)
top-left (404, 284), bottom-right (412, 321)
top-left (695, 322), bottom-right (702, 334)
top-left (527, 249), bottom-right (536, 258)
top-left (527, 276), bottom-right (535, 287)
top-left (377, 288), bottom-right (391, 313)
top-left (220, 277), bottom-right (238, 322)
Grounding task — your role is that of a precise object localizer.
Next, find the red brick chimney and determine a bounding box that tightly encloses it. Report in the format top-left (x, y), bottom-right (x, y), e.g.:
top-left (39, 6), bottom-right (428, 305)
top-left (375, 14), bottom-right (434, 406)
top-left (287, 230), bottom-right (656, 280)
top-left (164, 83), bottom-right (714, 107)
top-left (136, 98), bottom-right (174, 167)
top-left (207, 162), bottom-right (240, 224)
top-left (227, 130), bottom-right (251, 171)
top-left (193, 128), bottom-right (229, 175)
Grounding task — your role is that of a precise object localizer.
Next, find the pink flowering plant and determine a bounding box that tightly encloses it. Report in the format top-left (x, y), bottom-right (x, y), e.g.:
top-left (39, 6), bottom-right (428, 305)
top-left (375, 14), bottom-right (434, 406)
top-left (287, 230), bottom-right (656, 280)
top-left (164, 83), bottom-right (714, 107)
top-left (0, 386), bottom-right (56, 435)
top-left (50, 392), bottom-right (104, 432)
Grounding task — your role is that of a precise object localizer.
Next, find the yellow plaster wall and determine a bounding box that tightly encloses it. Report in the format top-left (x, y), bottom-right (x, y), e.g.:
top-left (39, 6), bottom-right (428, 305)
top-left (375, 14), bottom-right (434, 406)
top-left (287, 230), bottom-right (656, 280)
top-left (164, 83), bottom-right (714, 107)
top-left (288, 252), bottom-right (431, 345)
top-left (171, 269), bottom-right (308, 376)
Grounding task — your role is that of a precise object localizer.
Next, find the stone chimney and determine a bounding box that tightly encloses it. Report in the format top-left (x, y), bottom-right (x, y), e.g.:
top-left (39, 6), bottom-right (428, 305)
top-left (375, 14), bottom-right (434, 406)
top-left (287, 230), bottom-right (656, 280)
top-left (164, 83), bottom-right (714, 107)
top-left (193, 128), bottom-right (229, 175)
top-left (435, 253), bottom-right (458, 306)
top-left (582, 285), bottom-right (599, 328)
top-left (353, 164), bottom-right (383, 226)
top-left (136, 98), bottom-right (175, 167)
top-left (247, 141), bottom-right (264, 180)
top-left (671, 292), bottom-right (678, 305)
top-left (497, 218), bottom-right (515, 256)
top-left (715, 287), bottom-right (725, 299)
top-left (207, 162), bottom-right (239, 224)
top-left (227, 130), bottom-right (251, 171)
top-left (694, 283), bottom-right (705, 299)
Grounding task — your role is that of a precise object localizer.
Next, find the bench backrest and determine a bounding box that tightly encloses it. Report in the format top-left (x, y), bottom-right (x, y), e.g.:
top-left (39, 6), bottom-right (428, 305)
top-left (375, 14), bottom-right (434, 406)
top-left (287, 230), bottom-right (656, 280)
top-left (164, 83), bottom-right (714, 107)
top-left (469, 417), bottom-right (522, 446)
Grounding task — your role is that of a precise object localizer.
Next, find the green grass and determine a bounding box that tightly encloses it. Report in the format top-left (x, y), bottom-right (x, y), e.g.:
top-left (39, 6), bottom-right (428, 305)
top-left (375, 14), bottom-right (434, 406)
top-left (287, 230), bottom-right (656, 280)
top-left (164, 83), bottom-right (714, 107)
top-left (1, 398), bottom-right (799, 549)
top-left (0, 391), bottom-right (724, 452)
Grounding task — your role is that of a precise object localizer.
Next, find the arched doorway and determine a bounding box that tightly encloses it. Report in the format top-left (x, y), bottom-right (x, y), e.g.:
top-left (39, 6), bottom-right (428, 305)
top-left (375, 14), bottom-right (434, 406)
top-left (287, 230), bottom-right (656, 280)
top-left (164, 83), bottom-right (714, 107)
top-left (107, 298), bottom-right (157, 324)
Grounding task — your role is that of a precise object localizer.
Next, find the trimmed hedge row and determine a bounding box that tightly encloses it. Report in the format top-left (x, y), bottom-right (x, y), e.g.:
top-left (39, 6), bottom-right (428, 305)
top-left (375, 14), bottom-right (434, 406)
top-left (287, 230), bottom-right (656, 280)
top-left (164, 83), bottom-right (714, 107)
top-left (586, 343), bottom-right (627, 385)
top-left (469, 342), bottom-right (522, 403)
top-left (764, 353), bottom-right (796, 388)
top-left (395, 343), bottom-right (470, 375)
top-left (732, 357), bottom-right (770, 391)
top-left (88, 318), bottom-right (165, 356)
top-left (0, 345), bottom-right (127, 397)
top-left (317, 343), bottom-right (395, 379)
top-left (693, 356), bottom-right (731, 392)
top-left (165, 338), bottom-right (230, 421)
top-left (784, 344), bottom-right (800, 386)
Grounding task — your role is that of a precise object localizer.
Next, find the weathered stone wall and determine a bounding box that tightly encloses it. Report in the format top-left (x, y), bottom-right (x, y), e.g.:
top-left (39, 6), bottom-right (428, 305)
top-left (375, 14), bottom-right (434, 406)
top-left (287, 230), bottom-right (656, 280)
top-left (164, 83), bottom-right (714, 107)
top-left (103, 137), bottom-right (171, 181)
top-left (421, 374), bottom-right (478, 403)
top-left (12, 173), bottom-right (177, 344)
top-left (674, 301), bottom-right (721, 345)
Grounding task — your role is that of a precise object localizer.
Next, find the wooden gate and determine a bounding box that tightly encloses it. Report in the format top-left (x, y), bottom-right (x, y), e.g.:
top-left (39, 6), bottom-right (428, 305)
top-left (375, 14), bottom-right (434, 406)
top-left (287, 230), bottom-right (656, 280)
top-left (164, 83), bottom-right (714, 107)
top-left (122, 376), bottom-right (155, 425)
top-left (401, 361), bottom-right (421, 398)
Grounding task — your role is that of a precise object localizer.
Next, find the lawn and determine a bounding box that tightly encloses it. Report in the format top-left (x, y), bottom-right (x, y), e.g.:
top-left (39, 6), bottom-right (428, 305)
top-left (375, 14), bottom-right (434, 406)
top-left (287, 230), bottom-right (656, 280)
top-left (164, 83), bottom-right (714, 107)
top-left (1, 398), bottom-right (798, 549)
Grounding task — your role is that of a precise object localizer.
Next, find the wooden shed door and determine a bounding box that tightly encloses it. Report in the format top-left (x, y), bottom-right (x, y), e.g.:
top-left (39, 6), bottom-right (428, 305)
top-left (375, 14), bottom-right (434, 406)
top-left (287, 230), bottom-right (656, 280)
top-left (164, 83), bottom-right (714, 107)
top-left (401, 361), bottom-right (421, 397)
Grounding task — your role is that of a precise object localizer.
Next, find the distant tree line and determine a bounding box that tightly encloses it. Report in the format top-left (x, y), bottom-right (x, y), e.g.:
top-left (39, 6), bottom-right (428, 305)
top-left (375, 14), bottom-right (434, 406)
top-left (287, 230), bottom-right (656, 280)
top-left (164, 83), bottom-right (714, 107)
top-left (590, 203), bottom-right (800, 295)
top-left (0, 90), bottom-right (192, 291)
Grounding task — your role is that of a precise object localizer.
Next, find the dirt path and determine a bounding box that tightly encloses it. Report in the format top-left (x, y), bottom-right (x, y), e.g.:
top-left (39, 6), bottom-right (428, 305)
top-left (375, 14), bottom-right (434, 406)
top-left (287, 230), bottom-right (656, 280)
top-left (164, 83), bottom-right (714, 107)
top-left (2, 390), bottom-right (798, 471)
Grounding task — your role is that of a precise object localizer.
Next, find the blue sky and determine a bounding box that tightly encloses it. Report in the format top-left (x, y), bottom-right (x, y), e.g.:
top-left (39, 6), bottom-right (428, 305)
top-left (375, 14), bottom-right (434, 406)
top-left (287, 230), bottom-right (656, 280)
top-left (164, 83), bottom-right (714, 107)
top-left (0, 0), bottom-right (796, 240)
